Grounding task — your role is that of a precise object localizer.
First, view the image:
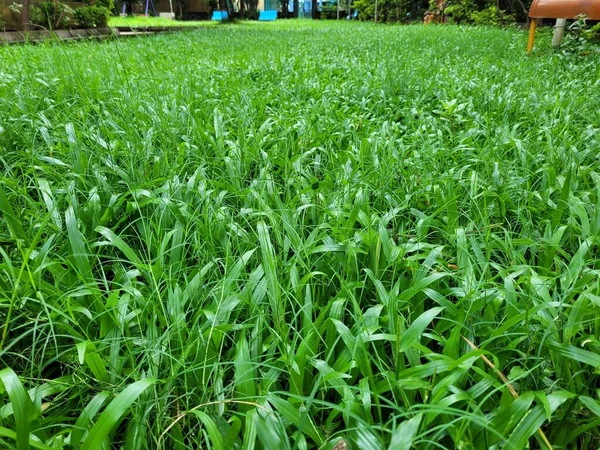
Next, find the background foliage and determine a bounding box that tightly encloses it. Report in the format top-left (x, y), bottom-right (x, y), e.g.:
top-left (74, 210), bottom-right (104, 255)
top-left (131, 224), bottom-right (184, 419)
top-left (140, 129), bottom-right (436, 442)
top-left (354, 0), bottom-right (527, 24)
top-left (27, 0), bottom-right (112, 29)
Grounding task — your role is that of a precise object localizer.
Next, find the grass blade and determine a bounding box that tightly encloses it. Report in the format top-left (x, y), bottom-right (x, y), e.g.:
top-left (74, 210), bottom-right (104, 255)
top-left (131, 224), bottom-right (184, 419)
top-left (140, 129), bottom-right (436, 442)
top-left (70, 391), bottom-right (111, 449)
top-left (0, 368), bottom-right (36, 450)
top-left (550, 342), bottom-right (600, 368)
top-left (0, 183), bottom-right (27, 245)
top-left (234, 335), bottom-right (256, 413)
top-left (189, 410), bottom-right (225, 450)
top-left (80, 379), bottom-right (155, 450)
top-left (66, 206), bottom-right (93, 283)
top-left (389, 414), bottom-right (422, 450)
top-left (0, 427), bottom-right (52, 450)
top-left (399, 307), bottom-right (444, 352)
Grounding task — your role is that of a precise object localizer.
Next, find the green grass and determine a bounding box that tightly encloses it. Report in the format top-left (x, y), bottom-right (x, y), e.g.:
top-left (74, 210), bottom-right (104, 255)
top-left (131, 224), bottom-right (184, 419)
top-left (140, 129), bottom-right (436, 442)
top-left (108, 16), bottom-right (214, 27)
top-left (1, 20), bottom-right (600, 449)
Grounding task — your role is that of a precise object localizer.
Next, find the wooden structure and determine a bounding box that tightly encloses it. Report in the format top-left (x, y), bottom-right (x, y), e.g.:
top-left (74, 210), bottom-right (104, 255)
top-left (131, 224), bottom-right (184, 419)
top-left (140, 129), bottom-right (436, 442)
top-left (528, 0), bottom-right (600, 52)
top-left (0, 27), bottom-right (115, 44)
top-left (424, 0), bottom-right (446, 24)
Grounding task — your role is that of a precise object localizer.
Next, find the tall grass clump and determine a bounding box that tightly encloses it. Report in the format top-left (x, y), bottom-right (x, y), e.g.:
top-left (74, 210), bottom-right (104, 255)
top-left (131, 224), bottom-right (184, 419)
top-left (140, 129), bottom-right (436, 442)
top-left (1, 21), bottom-right (600, 449)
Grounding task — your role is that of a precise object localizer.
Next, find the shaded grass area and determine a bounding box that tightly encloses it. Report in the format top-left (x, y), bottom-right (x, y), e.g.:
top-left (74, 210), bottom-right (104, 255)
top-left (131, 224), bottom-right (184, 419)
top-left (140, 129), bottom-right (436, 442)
top-left (1, 21), bottom-right (600, 449)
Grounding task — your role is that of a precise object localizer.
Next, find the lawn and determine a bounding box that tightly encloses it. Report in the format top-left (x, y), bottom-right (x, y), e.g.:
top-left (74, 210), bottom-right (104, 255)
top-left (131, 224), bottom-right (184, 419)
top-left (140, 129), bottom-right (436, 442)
top-left (108, 16), bottom-right (215, 27)
top-left (1, 21), bottom-right (600, 449)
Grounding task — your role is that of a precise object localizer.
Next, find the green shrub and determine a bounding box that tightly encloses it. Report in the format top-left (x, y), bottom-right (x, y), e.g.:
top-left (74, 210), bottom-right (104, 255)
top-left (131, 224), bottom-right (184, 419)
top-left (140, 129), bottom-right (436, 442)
top-left (321, 5), bottom-right (333, 18)
top-left (568, 16), bottom-right (600, 42)
top-left (444, 0), bottom-right (474, 23)
top-left (584, 22), bottom-right (600, 41)
top-left (320, 5), bottom-right (338, 19)
top-left (0, 2), bottom-right (23, 30)
top-left (74, 5), bottom-right (111, 28)
top-left (30, 2), bottom-right (75, 29)
top-left (88, 0), bottom-right (116, 13)
top-left (354, 0), bottom-right (411, 22)
top-left (470, 5), bottom-right (515, 26)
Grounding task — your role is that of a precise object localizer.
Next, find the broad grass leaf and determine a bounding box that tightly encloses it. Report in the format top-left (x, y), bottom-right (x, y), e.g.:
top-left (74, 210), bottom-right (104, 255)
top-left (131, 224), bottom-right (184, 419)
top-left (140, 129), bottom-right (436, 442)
top-left (0, 427), bottom-right (52, 450)
top-left (389, 414), bottom-right (422, 450)
top-left (223, 417), bottom-right (242, 449)
top-left (397, 273), bottom-right (448, 304)
top-left (38, 179), bottom-right (62, 230)
top-left (456, 228), bottom-right (474, 290)
top-left (70, 391), bottom-right (110, 449)
top-left (80, 379), bottom-right (155, 450)
top-left (290, 334), bottom-right (315, 396)
top-left (504, 275), bottom-right (518, 320)
top-left (254, 408), bottom-right (291, 450)
top-left (0, 375), bottom-right (72, 419)
top-left (189, 410), bottom-right (225, 450)
top-left (66, 206), bottom-right (93, 283)
top-left (0, 368), bottom-right (36, 450)
top-left (504, 391), bottom-right (575, 450)
top-left (0, 183), bottom-right (27, 244)
top-left (95, 226), bottom-right (144, 268)
top-left (551, 166), bottom-right (572, 229)
top-left (446, 179), bottom-right (458, 235)
top-left (234, 335), bottom-right (256, 412)
top-left (355, 427), bottom-right (382, 450)
top-left (242, 408), bottom-right (258, 450)
top-left (399, 359), bottom-right (455, 379)
top-left (398, 307), bottom-right (444, 352)
top-left (331, 319), bottom-right (356, 353)
top-left (489, 392), bottom-right (534, 439)
top-left (267, 393), bottom-right (323, 445)
top-left (222, 249), bottom-right (256, 295)
top-left (257, 221), bottom-right (280, 318)
top-left (365, 269), bottom-right (390, 307)
top-left (76, 341), bottom-right (109, 383)
top-left (579, 396), bottom-right (600, 418)
top-left (534, 392), bottom-right (551, 421)
top-left (550, 342), bottom-right (600, 368)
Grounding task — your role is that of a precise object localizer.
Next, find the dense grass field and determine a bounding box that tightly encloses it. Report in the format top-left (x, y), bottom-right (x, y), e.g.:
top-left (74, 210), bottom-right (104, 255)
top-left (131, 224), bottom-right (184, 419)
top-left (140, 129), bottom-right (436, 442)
top-left (1, 21), bottom-right (600, 449)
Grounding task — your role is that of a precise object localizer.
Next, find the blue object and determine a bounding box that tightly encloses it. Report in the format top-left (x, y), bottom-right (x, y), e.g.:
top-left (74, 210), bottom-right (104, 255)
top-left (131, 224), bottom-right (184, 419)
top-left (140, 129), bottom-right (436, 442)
top-left (258, 10), bottom-right (277, 20)
top-left (211, 10), bottom-right (229, 20)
